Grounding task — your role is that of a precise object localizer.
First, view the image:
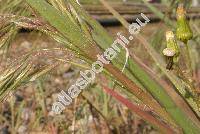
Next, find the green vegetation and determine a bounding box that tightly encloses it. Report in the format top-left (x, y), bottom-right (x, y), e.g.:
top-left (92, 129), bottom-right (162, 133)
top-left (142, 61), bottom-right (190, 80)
top-left (0, 0), bottom-right (200, 133)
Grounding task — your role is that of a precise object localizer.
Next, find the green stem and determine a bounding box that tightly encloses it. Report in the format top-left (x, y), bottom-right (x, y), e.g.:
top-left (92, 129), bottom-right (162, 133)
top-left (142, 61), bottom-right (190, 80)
top-left (184, 42), bottom-right (193, 78)
top-left (184, 42), bottom-right (200, 112)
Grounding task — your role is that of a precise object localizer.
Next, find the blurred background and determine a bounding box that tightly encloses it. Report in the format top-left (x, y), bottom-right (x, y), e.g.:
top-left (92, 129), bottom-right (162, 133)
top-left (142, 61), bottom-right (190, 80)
top-left (0, 0), bottom-right (199, 133)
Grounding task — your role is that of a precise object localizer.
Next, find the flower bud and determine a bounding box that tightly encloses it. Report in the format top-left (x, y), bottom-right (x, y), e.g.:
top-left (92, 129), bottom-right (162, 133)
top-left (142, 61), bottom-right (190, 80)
top-left (166, 31), bottom-right (180, 58)
top-left (176, 4), bottom-right (193, 43)
top-left (163, 31), bottom-right (180, 70)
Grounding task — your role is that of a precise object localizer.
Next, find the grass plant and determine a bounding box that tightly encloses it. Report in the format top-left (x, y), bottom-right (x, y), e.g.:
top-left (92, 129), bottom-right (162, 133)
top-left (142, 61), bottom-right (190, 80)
top-left (0, 0), bottom-right (200, 133)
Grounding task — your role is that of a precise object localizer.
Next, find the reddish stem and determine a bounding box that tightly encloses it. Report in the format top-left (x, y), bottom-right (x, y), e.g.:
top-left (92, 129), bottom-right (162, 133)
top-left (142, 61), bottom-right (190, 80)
top-left (102, 86), bottom-right (175, 134)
